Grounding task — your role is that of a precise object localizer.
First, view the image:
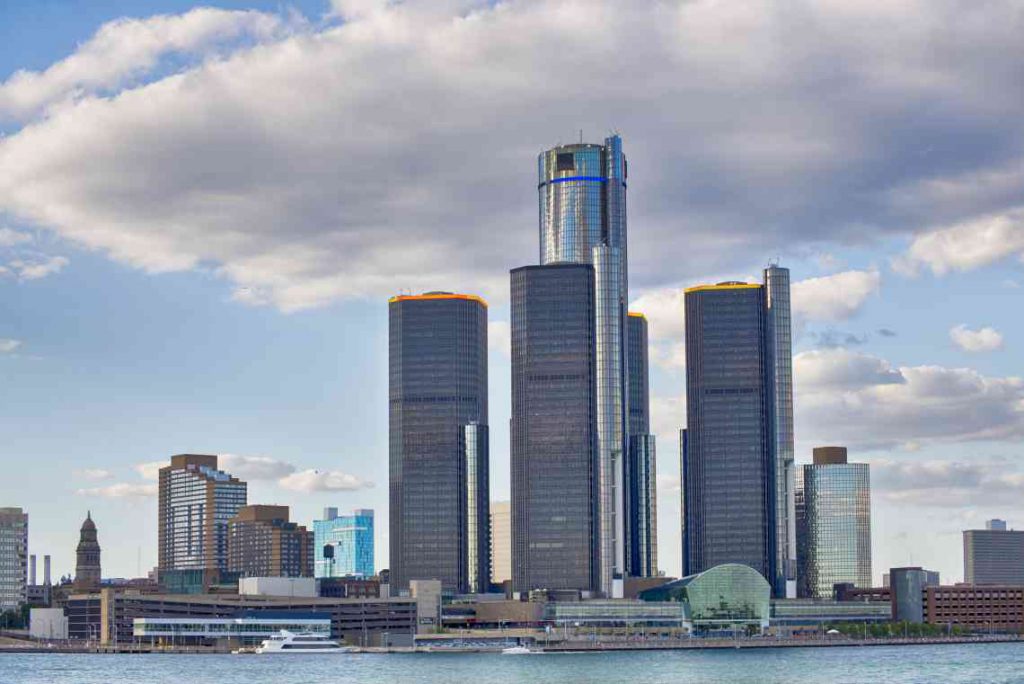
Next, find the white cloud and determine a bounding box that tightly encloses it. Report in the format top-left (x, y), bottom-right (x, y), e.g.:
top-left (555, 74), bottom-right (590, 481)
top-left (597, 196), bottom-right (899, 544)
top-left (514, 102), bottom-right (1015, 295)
top-left (873, 458), bottom-right (1024, 509)
top-left (795, 348), bottom-right (1024, 449)
top-left (895, 207), bottom-right (1024, 276)
top-left (0, 1), bottom-right (1021, 310)
top-left (0, 338), bottom-right (21, 353)
top-left (4, 255), bottom-right (69, 281)
top-left (488, 320), bottom-right (510, 359)
top-left (74, 468), bottom-right (112, 481)
top-left (76, 482), bottom-right (158, 498)
top-left (278, 469), bottom-right (373, 492)
top-left (950, 324), bottom-right (1004, 353)
top-left (0, 228), bottom-right (31, 247)
top-left (219, 453), bottom-right (296, 480)
top-left (791, 269), bottom-right (881, 322)
top-left (134, 461), bottom-right (164, 480)
top-left (0, 8), bottom-right (288, 121)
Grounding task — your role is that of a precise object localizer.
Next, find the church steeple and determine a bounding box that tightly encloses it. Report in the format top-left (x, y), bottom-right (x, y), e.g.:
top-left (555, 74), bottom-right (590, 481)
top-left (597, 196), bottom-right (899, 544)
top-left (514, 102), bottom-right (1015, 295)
top-left (74, 511), bottom-right (101, 591)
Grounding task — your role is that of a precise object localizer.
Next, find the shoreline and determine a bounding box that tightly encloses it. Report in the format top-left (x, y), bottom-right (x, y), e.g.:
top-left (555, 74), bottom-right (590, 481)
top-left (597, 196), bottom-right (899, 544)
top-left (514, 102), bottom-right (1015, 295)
top-left (0, 634), bottom-right (1020, 655)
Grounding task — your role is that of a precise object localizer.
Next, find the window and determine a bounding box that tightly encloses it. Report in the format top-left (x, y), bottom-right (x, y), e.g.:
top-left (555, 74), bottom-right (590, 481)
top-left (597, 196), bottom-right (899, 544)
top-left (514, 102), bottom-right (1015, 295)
top-left (556, 153), bottom-right (575, 172)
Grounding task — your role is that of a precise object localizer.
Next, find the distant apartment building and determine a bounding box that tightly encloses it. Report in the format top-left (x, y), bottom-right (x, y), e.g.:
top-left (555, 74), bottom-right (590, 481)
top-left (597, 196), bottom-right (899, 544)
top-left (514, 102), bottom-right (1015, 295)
top-left (964, 520), bottom-right (1024, 585)
top-left (158, 454), bottom-right (247, 588)
top-left (796, 447), bottom-right (872, 598)
top-left (0, 508), bottom-right (28, 611)
top-left (313, 508), bottom-right (374, 578)
top-left (227, 505), bottom-right (312, 578)
top-left (490, 501), bottom-right (511, 586)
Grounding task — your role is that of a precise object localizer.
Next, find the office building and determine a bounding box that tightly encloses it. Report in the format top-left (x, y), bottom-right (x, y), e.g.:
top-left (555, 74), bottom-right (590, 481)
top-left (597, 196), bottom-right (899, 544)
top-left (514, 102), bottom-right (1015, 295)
top-left (511, 264), bottom-right (599, 592)
top-left (158, 454), bottom-right (247, 585)
top-left (538, 135), bottom-right (629, 596)
top-left (74, 511), bottom-right (102, 591)
top-left (313, 508), bottom-right (374, 579)
top-left (626, 312), bottom-right (657, 578)
top-left (0, 507), bottom-right (28, 611)
top-left (764, 265), bottom-right (797, 597)
top-left (796, 447), bottom-right (872, 598)
top-left (882, 569), bottom-right (939, 588)
top-left (490, 501), bottom-right (511, 586)
top-left (227, 505), bottom-right (312, 578)
top-left (964, 520), bottom-right (1024, 585)
top-left (682, 282), bottom-right (777, 589)
top-left (389, 293), bottom-right (490, 593)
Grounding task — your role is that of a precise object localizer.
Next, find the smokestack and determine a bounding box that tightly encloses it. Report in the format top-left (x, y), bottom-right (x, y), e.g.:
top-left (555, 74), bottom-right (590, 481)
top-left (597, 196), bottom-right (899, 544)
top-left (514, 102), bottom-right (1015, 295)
top-left (30, 555), bottom-right (37, 586)
top-left (44, 555), bottom-right (51, 585)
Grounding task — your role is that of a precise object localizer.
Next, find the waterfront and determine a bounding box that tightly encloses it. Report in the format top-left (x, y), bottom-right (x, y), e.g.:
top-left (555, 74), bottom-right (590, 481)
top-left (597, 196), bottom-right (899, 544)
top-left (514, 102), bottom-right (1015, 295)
top-left (3, 642), bottom-right (1024, 683)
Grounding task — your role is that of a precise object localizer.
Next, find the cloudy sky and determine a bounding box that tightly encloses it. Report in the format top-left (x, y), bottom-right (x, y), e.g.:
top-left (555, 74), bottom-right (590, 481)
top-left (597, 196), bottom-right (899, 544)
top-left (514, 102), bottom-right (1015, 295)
top-left (1, 0), bottom-right (1022, 584)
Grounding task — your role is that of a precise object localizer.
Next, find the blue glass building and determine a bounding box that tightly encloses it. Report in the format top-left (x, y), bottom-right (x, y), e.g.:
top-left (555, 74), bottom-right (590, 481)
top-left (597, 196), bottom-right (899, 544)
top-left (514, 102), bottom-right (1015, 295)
top-left (313, 508), bottom-right (375, 579)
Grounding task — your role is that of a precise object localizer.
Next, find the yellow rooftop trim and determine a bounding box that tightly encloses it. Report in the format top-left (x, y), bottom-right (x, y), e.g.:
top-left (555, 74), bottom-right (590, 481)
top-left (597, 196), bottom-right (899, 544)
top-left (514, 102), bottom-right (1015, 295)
top-left (627, 311), bottom-right (647, 319)
top-left (388, 293), bottom-right (488, 307)
top-left (684, 283), bottom-right (762, 294)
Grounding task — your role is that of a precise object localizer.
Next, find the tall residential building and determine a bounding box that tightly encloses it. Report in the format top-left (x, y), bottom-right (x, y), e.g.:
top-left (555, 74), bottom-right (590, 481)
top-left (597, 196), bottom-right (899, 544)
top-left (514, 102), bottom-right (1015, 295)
top-left (796, 447), bottom-right (872, 599)
top-left (511, 264), bottom-right (599, 592)
top-left (490, 501), bottom-right (511, 586)
top-left (158, 454), bottom-right (247, 582)
top-left (682, 282), bottom-right (777, 589)
top-left (764, 265), bottom-right (797, 597)
top-left (538, 135), bottom-right (629, 595)
top-left (313, 508), bottom-right (374, 578)
top-left (0, 508), bottom-right (28, 612)
top-left (964, 521), bottom-right (1024, 585)
top-left (389, 293), bottom-right (490, 593)
top-left (227, 505), bottom-right (312, 578)
top-left (74, 512), bottom-right (102, 591)
top-left (626, 312), bottom-right (657, 578)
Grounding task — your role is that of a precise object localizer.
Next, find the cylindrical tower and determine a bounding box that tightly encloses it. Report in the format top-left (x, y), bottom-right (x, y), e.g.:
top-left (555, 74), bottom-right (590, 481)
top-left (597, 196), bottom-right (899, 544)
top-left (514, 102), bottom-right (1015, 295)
top-left (538, 135), bottom-right (628, 595)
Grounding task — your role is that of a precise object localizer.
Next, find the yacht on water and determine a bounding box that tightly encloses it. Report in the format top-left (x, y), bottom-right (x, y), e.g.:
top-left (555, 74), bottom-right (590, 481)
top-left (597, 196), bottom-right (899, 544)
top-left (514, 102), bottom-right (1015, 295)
top-left (254, 630), bottom-right (357, 654)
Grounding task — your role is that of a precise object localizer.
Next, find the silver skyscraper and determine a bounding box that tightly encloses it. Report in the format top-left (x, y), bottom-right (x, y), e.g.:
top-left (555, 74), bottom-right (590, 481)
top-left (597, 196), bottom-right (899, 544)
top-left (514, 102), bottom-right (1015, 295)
top-left (538, 135), bottom-right (628, 595)
top-left (764, 265), bottom-right (796, 597)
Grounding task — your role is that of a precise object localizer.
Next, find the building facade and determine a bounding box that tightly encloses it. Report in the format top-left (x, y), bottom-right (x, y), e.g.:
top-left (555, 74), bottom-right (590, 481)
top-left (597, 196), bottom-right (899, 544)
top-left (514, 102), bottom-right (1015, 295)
top-left (511, 264), bottom-right (599, 592)
top-left (796, 447), bottom-right (872, 599)
top-left (764, 265), bottom-right (797, 597)
top-left (538, 136), bottom-right (629, 596)
top-left (0, 507), bottom-right (28, 612)
top-left (158, 454), bottom-right (247, 583)
top-left (388, 293), bottom-right (490, 593)
top-left (489, 501), bottom-right (511, 586)
top-left (682, 283), bottom-right (777, 589)
top-left (227, 505), bottom-right (312, 578)
top-left (313, 508), bottom-right (374, 579)
top-left (626, 312), bottom-right (657, 578)
top-left (74, 512), bottom-right (102, 591)
top-left (964, 522), bottom-right (1024, 585)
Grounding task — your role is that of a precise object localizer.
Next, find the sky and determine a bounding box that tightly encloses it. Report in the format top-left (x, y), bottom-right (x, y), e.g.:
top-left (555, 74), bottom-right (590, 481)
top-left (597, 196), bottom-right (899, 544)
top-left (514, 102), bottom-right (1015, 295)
top-left (0, 0), bottom-right (1022, 585)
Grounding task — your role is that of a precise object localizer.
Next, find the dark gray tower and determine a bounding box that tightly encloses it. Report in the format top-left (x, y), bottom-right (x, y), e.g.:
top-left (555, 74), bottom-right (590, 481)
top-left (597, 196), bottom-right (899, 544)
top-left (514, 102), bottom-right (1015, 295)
top-left (511, 264), bottom-right (599, 592)
top-left (388, 292), bottom-right (490, 593)
top-left (682, 283), bottom-right (777, 589)
top-left (626, 312), bottom-right (657, 577)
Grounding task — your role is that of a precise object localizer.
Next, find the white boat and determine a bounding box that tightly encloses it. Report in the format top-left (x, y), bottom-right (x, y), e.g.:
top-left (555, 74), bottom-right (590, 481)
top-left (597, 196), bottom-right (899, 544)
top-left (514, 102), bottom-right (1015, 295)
top-left (501, 645), bottom-right (539, 655)
top-left (254, 630), bottom-right (357, 654)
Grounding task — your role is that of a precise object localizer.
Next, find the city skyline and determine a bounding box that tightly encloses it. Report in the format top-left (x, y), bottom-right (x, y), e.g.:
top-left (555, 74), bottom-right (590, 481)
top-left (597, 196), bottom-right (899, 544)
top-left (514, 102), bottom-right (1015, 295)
top-left (2, 0), bottom-right (1024, 588)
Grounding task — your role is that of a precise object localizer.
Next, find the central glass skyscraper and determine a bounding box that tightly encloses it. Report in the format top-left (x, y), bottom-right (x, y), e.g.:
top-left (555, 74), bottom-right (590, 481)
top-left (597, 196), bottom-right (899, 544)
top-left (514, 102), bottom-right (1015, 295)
top-left (537, 135), bottom-right (628, 594)
top-left (389, 293), bottom-right (490, 594)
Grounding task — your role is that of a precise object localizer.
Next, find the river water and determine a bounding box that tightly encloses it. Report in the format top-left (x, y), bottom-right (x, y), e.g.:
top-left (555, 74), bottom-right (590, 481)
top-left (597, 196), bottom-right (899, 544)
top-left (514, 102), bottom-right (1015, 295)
top-left (3, 642), bottom-right (1024, 683)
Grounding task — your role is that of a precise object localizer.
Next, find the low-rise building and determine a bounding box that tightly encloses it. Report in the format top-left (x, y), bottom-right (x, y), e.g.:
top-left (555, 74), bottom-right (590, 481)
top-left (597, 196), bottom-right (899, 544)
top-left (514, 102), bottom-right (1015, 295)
top-left (63, 589), bottom-right (417, 647)
top-left (29, 607), bottom-right (69, 640)
top-left (133, 614), bottom-right (331, 646)
top-left (639, 563), bottom-right (772, 634)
